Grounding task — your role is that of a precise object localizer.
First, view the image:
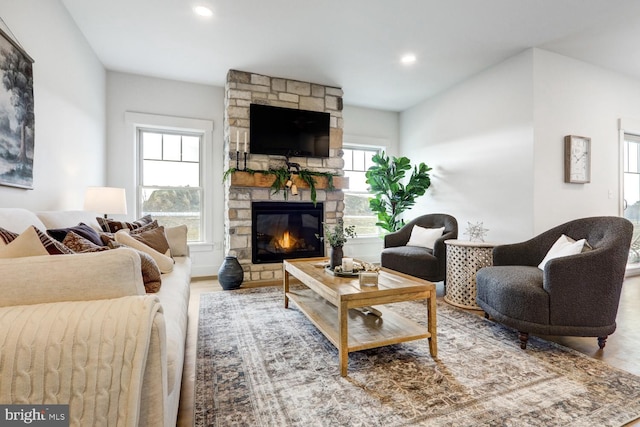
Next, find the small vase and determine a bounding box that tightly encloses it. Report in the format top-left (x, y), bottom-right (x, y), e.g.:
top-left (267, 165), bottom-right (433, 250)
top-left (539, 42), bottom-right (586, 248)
top-left (329, 246), bottom-right (343, 270)
top-left (218, 256), bottom-right (244, 290)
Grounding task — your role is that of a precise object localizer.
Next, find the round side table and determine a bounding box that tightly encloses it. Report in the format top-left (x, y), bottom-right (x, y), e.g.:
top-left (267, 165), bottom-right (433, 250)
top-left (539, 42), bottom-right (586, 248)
top-left (444, 239), bottom-right (497, 310)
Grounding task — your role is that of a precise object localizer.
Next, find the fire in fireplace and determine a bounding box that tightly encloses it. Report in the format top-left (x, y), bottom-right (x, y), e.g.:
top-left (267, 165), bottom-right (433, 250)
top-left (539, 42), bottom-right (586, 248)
top-left (252, 202), bottom-right (324, 264)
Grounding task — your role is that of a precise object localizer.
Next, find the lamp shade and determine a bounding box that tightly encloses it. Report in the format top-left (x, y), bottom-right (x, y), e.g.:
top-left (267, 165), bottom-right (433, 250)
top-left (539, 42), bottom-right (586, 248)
top-left (84, 187), bottom-right (127, 216)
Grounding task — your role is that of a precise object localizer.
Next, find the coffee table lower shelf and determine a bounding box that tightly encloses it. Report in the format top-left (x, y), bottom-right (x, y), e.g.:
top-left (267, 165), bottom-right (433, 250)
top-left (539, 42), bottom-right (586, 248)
top-left (286, 289), bottom-right (431, 354)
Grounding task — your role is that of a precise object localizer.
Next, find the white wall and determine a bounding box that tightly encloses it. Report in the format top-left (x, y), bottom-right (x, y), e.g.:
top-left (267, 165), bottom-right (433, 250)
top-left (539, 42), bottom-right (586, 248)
top-left (532, 49), bottom-right (640, 234)
top-left (0, 0), bottom-right (106, 210)
top-left (106, 71), bottom-right (225, 277)
top-left (342, 105), bottom-right (399, 262)
top-left (400, 50), bottom-right (535, 244)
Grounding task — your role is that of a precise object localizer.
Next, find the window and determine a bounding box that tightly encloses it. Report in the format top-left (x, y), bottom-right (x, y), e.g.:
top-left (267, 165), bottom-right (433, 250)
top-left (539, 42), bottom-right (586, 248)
top-left (623, 133), bottom-right (640, 264)
top-left (138, 129), bottom-right (203, 242)
top-left (342, 145), bottom-right (382, 236)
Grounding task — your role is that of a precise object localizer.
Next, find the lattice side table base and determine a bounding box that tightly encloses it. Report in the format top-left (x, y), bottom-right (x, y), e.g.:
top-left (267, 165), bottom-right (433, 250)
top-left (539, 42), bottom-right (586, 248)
top-left (445, 243), bottom-right (494, 310)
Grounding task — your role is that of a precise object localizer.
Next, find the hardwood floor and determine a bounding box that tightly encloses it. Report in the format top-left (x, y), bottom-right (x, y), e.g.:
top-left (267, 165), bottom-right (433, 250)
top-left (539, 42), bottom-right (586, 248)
top-left (176, 275), bottom-right (640, 426)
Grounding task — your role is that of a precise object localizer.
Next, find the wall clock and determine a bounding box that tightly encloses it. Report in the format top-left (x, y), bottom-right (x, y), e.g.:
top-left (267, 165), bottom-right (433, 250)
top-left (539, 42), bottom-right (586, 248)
top-left (564, 135), bottom-right (591, 184)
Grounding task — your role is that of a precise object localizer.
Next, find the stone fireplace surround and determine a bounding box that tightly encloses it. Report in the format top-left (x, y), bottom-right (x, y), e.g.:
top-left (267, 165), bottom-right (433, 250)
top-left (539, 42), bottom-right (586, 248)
top-left (223, 70), bottom-right (346, 283)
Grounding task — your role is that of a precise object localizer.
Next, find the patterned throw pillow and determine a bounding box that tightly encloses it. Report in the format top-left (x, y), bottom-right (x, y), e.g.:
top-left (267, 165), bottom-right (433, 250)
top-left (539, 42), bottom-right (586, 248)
top-left (62, 231), bottom-right (109, 253)
top-left (47, 223), bottom-right (104, 246)
top-left (135, 250), bottom-right (162, 293)
top-left (0, 226), bottom-right (73, 256)
top-left (96, 214), bottom-right (153, 233)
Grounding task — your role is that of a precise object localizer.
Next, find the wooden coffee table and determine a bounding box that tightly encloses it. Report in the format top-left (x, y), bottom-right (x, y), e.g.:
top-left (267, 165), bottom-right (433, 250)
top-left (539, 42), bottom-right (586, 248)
top-left (283, 257), bottom-right (437, 376)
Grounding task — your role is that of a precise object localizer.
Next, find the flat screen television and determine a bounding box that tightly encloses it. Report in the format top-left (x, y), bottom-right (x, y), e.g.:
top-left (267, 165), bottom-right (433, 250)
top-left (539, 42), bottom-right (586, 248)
top-left (250, 103), bottom-right (330, 158)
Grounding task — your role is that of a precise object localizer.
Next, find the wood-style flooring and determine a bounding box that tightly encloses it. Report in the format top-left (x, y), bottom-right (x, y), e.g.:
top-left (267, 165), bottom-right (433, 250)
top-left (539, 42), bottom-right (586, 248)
top-left (177, 276), bottom-right (640, 426)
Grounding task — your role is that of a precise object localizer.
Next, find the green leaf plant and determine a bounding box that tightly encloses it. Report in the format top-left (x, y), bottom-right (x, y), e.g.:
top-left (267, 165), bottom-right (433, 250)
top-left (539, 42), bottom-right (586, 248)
top-left (365, 151), bottom-right (432, 233)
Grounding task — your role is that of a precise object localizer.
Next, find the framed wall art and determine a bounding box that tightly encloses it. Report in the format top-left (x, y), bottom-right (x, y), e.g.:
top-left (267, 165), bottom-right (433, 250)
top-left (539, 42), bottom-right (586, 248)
top-left (0, 24), bottom-right (34, 189)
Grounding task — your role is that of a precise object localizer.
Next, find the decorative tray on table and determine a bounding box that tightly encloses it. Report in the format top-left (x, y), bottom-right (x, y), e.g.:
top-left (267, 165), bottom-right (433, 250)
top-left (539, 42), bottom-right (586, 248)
top-left (324, 266), bottom-right (361, 277)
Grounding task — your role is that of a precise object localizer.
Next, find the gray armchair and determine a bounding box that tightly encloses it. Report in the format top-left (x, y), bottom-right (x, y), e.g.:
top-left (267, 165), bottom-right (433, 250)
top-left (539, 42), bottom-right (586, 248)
top-left (381, 213), bottom-right (458, 282)
top-left (476, 216), bottom-right (633, 349)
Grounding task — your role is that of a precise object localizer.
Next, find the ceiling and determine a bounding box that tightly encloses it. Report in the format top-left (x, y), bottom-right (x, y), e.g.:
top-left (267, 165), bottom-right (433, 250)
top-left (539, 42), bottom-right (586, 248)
top-left (61, 0), bottom-right (640, 112)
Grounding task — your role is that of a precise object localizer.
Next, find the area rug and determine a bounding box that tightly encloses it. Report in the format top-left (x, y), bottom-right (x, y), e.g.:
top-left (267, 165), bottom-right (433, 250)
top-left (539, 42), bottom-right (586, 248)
top-left (195, 287), bottom-right (640, 426)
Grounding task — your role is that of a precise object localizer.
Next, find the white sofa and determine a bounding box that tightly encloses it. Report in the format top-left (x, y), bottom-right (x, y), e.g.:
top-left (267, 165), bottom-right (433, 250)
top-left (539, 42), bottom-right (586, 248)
top-left (0, 208), bottom-right (191, 427)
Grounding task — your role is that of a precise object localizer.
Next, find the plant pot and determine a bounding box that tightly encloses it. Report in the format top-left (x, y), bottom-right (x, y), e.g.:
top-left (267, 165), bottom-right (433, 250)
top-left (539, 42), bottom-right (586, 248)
top-left (329, 246), bottom-right (343, 270)
top-left (218, 256), bottom-right (244, 290)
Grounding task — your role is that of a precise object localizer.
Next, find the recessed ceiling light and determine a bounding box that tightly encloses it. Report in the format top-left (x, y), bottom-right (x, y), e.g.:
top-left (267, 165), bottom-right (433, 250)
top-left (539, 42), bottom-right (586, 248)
top-left (401, 53), bottom-right (417, 65)
top-left (194, 6), bottom-right (213, 17)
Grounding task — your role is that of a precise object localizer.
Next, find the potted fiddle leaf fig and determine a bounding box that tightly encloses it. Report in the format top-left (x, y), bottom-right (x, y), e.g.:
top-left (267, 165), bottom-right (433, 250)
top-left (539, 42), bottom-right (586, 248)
top-left (365, 152), bottom-right (432, 233)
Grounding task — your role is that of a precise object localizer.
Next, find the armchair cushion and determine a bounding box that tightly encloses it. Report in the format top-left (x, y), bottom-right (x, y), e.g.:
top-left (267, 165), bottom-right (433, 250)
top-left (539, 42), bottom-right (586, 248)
top-left (538, 234), bottom-right (586, 270)
top-left (406, 225), bottom-right (444, 249)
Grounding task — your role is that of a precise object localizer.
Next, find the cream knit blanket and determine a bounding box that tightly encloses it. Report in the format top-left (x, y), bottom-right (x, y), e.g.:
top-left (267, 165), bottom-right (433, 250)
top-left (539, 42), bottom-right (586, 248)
top-left (0, 295), bottom-right (165, 427)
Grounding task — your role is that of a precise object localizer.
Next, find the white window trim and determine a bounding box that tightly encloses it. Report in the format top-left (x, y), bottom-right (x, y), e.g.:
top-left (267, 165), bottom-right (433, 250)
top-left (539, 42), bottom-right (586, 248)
top-left (125, 112), bottom-right (214, 244)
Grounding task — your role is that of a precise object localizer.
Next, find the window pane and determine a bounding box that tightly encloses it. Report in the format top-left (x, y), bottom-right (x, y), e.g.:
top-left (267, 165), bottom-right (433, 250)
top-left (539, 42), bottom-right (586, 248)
top-left (182, 136), bottom-right (200, 162)
top-left (343, 149), bottom-right (353, 170)
top-left (353, 149), bottom-right (366, 171)
top-left (141, 187), bottom-right (202, 241)
top-left (163, 134), bottom-right (182, 161)
top-left (143, 132), bottom-right (162, 160)
top-left (143, 160), bottom-right (199, 186)
top-left (365, 151), bottom-right (376, 170)
top-left (344, 170), bottom-right (369, 192)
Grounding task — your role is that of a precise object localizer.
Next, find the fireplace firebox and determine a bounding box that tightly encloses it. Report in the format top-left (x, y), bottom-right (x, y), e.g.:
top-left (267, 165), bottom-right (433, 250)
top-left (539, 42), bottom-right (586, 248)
top-left (252, 202), bottom-right (324, 264)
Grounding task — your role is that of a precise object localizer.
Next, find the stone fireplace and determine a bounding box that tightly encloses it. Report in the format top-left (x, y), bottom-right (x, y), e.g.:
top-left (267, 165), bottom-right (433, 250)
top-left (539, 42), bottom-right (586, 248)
top-left (223, 70), bottom-right (346, 282)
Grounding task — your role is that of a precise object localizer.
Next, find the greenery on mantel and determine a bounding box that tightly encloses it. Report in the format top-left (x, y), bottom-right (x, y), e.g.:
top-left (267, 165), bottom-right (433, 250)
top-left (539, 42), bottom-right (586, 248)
top-left (223, 167), bottom-right (337, 206)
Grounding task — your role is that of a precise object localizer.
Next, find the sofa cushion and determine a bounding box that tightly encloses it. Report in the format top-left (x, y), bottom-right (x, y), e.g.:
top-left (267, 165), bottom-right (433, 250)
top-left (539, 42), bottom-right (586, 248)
top-left (155, 256), bottom-right (191, 393)
top-left (0, 226), bottom-right (49, 258)
top-left (0, 208), bottom-right (47, 234)
top-left (37, 211), bottom-right (101, 232)
top-left (476, 266), bottom-right (549, 324)
top-left (48, 223), bottom-right (105, 246)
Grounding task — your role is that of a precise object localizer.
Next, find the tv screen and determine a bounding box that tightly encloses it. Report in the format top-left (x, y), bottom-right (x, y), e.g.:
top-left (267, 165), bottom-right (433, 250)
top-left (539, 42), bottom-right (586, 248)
top-left (250, 104), bottom-right (330, 158)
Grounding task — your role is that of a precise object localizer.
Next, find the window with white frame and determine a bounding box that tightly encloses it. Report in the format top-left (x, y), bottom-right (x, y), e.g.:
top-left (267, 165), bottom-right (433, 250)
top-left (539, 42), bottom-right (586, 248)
top-left (342, 145), bottom-right (382, 236)
top-left (138, 128), bottom-right (204, 242)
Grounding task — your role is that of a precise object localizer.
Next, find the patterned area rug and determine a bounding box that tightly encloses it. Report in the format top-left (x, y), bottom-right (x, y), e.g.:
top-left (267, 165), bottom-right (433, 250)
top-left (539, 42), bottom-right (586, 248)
top-left (195, 287), bottom-right (640, 426)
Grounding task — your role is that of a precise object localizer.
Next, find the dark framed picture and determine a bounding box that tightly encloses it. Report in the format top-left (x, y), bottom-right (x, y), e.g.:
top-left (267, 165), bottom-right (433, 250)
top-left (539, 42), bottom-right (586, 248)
top-left (564, 135), bottom-right (591, 184)
top-left (0, 26), bottom-right (34, 189)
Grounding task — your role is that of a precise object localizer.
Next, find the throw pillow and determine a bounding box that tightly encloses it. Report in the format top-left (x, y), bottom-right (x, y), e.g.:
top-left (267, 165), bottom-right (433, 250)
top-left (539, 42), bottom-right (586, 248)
top-left (47, 223), bottom-right (104, 246)
top-left (129, 219), bottom-right (159, 234)
top-left (33, 227), bottom-right (75, 255)
top-left (96, 214), bottom-right (153, 233)
top-left (130, 225), bottom-right (171, 256)
top-left (0, 227), bottom-right (19, 245)
top-left (0, 226), bottom-right (49, 258)
top-left (406, 225), bottom-right (445, 250)
top-left (62, 231), bottom-right (110, 253)
top-left (133, 249), bottom-right (162, 293)
top-left (165, 225), bottom-right (189, 257)
top-left (538, 234), bottom-right (586, 270)
top-left (115, 230), bottom-right (174, 273)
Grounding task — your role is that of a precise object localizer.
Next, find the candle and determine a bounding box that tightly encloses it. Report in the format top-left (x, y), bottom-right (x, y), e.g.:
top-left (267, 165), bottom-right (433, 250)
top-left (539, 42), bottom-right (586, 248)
top-left (236, 130), bottom-right (239, 151)
top-left (342, 257), bottom-right (353, 273)
top-left (244, 132), bottom-right (247, 153)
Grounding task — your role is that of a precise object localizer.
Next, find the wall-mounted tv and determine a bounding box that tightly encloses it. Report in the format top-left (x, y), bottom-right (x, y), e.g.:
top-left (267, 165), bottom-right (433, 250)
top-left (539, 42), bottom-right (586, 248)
top-left (250, 103), bottom-right (330, 158)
